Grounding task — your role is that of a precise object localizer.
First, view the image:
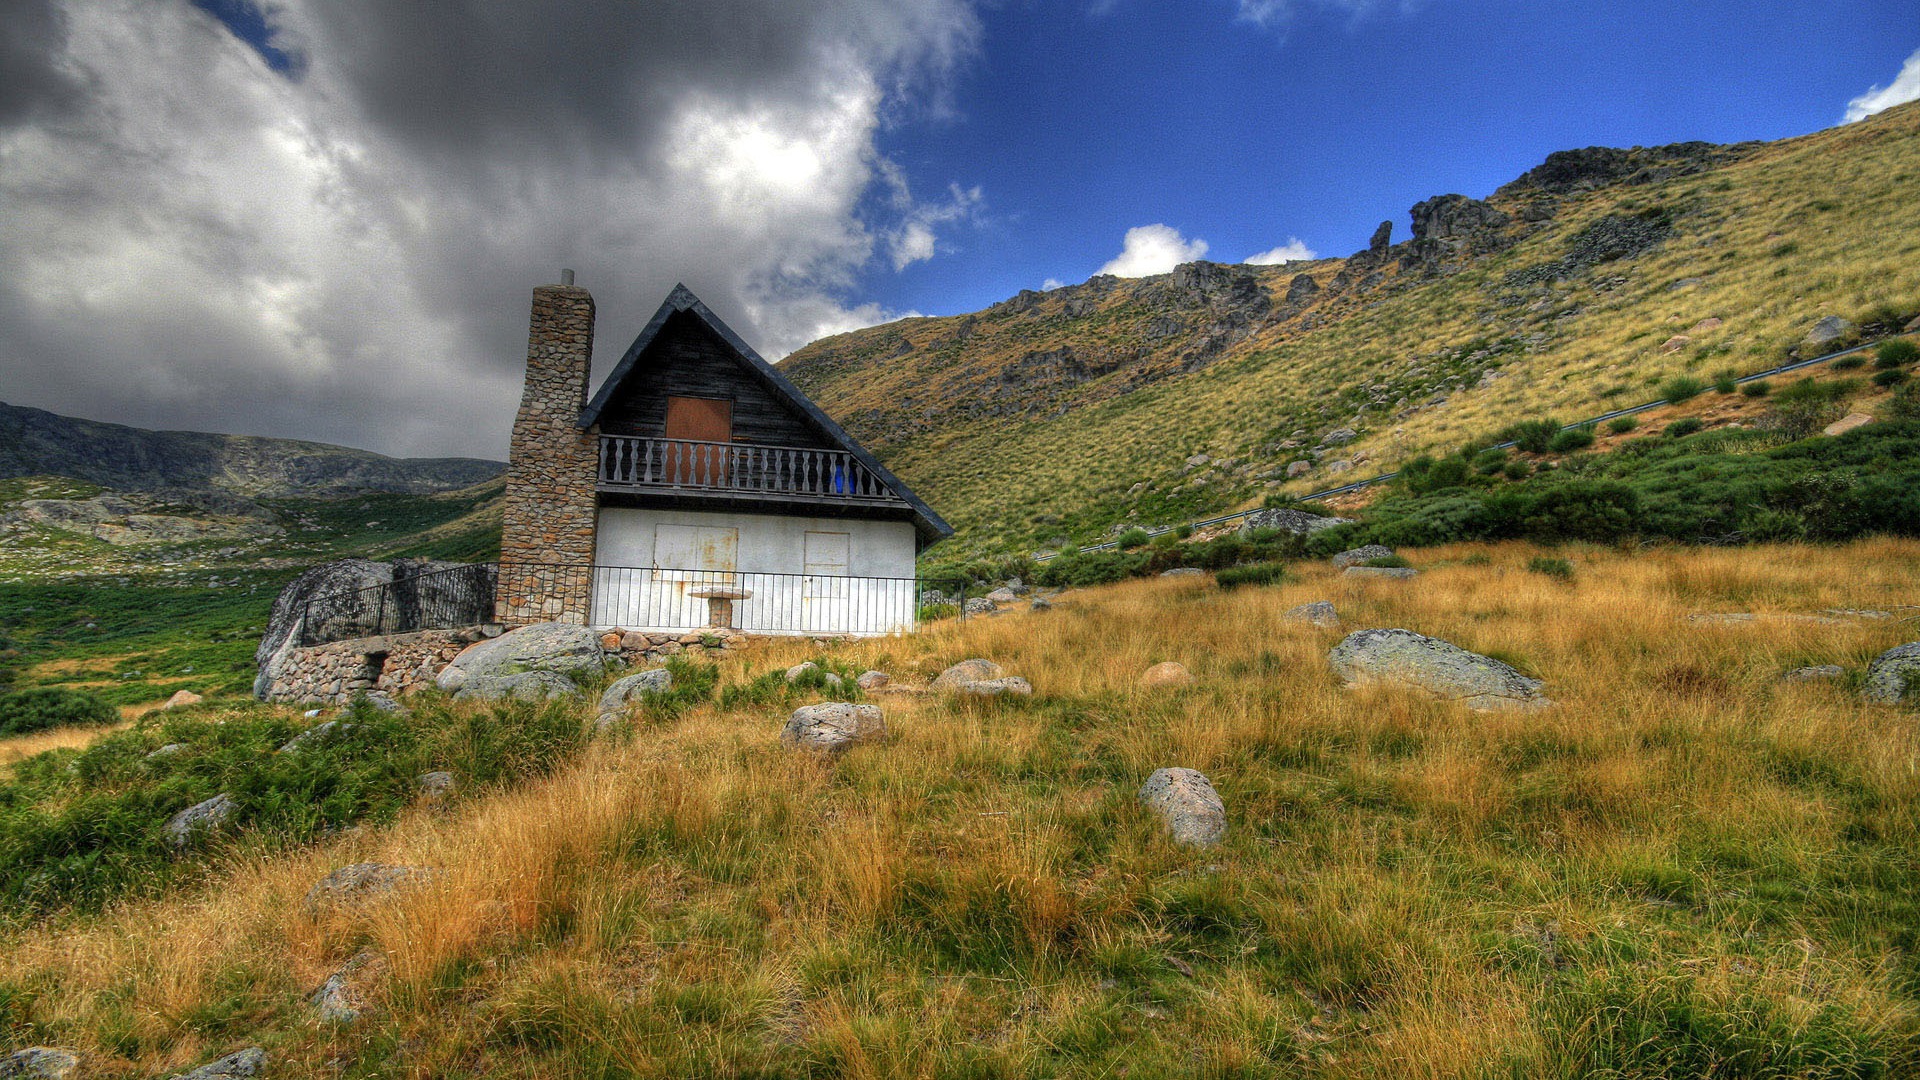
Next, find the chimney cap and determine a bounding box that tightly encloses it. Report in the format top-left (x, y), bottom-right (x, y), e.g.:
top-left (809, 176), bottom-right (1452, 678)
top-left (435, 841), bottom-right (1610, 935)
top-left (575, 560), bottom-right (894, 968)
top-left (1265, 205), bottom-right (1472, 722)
top-left (560, 268), bottom-right (575, 286)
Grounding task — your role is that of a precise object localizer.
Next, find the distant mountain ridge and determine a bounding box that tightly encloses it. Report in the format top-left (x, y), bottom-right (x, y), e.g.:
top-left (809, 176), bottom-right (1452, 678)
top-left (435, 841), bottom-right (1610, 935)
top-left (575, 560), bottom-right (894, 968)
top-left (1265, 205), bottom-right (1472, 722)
top-left (0, 401), bottom-right (504, 498)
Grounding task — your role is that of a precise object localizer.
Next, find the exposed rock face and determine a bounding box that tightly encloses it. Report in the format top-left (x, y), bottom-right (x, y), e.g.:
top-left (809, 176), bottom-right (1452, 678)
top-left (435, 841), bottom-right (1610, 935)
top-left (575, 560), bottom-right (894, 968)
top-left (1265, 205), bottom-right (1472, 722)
top-left (781, 702), bottom-right (886, 753)
top-left (1160, 567), bottom-right (1205, 578)
top-left (1141, 662), bottom-right (1194, 688)
top-left (1285, 273), bottom-right (1320, 304)
top-left (303, 863), bottom-right (434, 915)
top-left (1329, 628), bottom-right (1551, 711)
top-left (0, 1047), bottom-right (79, 1079)
top-left (255, 558), bottom-right (489, 698)
top-left (1410, 194), bottom-right (1510, 242)
top-left (1494, 141), bottom-right (1753, 197)
top-left (1331, 545), bottom-right (1395, 569)
top-left (1345, 566), bottom-right (1419, 580)
top-left (165, 1048), bottom-right (265, 1080)
top-left (1822, 413), bottom-right (1874, 437)
top-left (932, 659), bottom-right (1003, 691)
top-left (1241, 507), bottom-right (1353, 535)
top-left (1368, 220), bottom-right (1393, 254)
top-left (1806, 316), bottom-right (1854, 346)
top-left (164, 793), bottom-right (236, 848)
top-left (1863, 643), bottom-right (1920, 704)
top-left (1504, 212), bottom-right (1674, 288)
top-left (1138, 768), bottom-right (1226, 847)
top-left (1285, 601), bottom-right (1341, 628)
top-left (453, 669), bottom-right (580, 702)
top-left (1167, 261), bottom-right (1273, 322)
top-left (435, 622), bottom-right (606, 693)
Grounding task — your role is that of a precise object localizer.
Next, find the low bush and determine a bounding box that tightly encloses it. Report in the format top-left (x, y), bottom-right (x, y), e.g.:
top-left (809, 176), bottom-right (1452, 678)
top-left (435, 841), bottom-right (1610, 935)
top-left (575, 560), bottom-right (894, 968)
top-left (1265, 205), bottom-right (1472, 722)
top-left (1713, 369), bottom-right (1740, 394)
top-left (1890, 383), bottom-right (1920, 422)
top-left (1033, 550), bottom-right (1150, 588)
top-left (1503, 459), bottom-right (1533, 480)
top-left (1116, 527), bottom-right (1151, 550)
top-left (1769, 378), bottom-right (1854, 440)
top-left (1665, 417), bottom-right (1705, 438)
top-left (0, 688), bottom-right (117, 737)
top-left (1527, 556), bottom-right (1574, 581)
top-left (1741, 379), bottom-right (1772, 398)
top-left (1832, 355), bottom-right (1866, 371)
top-left (1547, 426), bottom-right (1596, 453)
top-left (1874, 368), bottom-right (1910, 389)
top-left (1876, 338), bottom-right (1918, 368)
top-left (1471, 447), bottom-right (1508, 474)
top-left (1502, 418), bottom-right (1561, 454)
top-left (1659, 375), bottom-right (1706, 403)
top-left (1606, 415), bottom-right (1639, 434)
top-left (1215, 562), bottom-right (1290, 590)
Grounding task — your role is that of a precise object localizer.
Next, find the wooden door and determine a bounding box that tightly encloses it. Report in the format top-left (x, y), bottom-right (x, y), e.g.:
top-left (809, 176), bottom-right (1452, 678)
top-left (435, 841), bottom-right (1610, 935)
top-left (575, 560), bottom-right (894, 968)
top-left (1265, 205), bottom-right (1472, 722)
top-left (664, 396), bottom-right (732, 485)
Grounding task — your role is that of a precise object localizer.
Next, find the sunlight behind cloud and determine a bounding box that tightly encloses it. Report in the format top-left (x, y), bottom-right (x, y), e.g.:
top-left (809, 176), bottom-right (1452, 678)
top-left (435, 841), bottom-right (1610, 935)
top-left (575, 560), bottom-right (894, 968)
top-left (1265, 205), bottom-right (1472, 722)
top-left (1096, 224), bottom-right (1208, 278)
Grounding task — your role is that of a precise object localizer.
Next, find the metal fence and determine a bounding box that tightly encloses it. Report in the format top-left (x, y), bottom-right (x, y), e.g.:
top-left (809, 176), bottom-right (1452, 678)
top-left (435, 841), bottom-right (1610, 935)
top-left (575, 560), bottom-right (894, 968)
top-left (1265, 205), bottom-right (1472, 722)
top-left (297, 562), bottom-right (499, 646)
top-left (1038, 329), bottom-right (1917, 560)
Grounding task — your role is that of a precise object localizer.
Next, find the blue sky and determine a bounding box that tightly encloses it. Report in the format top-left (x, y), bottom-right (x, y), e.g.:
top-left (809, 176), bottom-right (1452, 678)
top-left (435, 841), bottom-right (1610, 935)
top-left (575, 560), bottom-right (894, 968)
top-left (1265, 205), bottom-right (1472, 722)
top-left (4, 1), bottom-right (1916, 457)
top-left (857, 0), bottom-right (1920, 315)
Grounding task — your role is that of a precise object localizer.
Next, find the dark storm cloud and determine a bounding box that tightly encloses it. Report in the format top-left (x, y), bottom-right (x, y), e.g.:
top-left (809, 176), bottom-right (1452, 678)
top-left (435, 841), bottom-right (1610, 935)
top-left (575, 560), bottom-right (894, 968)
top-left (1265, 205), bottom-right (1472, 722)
top-left (0, 0), bottom-right (86, 127)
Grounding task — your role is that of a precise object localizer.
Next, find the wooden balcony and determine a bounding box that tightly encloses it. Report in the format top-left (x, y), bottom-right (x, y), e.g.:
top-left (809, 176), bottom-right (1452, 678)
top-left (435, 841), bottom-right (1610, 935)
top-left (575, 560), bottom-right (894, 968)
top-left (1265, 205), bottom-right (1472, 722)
top-left (596, 436), bottom-right (901, 505)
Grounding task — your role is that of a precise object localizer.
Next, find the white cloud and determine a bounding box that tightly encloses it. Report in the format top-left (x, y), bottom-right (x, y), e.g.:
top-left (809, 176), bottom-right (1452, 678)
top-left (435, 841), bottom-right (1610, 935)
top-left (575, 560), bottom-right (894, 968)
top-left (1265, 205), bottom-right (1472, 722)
top-left (1233, 0), bottom-right (1415, 31)
top-left (1096, 224), bottom-right (1209, 278)
top-left (1041, 277), bottom-right (1067, 290)
top-left (1244, 238), bottom-right (1317, 265)
top-left (1844, 47), bottom-right (1920, 124)
top-left (0, 0), bottom-right (981, 458)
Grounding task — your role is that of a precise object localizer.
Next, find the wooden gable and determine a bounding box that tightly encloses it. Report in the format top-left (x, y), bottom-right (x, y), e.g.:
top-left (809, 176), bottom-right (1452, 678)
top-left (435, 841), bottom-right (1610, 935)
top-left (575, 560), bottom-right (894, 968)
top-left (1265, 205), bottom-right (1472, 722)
top-left (591, 310), bottom-right (834, 448)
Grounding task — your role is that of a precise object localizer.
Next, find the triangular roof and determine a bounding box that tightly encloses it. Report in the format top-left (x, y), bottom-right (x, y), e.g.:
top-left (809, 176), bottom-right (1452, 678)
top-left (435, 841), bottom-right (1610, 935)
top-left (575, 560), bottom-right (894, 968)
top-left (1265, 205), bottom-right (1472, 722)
top-left (580, 284), bottom-right (952, 546)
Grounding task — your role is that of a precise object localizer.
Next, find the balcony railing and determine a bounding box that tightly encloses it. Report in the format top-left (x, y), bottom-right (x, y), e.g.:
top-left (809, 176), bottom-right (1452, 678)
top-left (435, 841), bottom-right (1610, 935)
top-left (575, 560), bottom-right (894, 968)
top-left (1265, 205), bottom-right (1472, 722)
top-left (597, 436), bottom-right (898, 502)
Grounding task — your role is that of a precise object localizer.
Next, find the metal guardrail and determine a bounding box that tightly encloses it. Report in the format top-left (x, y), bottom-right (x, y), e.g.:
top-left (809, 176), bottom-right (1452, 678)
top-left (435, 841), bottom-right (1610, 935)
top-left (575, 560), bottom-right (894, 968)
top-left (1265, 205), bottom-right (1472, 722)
top-left (297, 561), bottom-right (968, 647)
top-left (1037, 330), bottom-right (1915, 560)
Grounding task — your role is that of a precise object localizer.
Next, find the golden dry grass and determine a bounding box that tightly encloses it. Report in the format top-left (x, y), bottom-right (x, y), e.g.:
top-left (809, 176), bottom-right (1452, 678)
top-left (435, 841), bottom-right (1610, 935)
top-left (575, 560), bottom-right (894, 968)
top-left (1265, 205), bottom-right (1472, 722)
top-left (0, 719), bottom-right (130, 770)
top-left (6, 540), bottom-right (1920, 1077)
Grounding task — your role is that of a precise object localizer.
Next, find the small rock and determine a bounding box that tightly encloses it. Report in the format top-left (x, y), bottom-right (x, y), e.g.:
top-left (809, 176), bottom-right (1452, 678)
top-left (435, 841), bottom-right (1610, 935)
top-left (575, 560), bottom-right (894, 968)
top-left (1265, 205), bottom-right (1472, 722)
top-left (619, 630), bottom-right (648, 650)
top-left (1004, 577), bottom-right (1028, 595)
top-left (600, 631), bottom-right (624, 651)
top-left (1159, 567), bottom-right (1205, 578)
top-left (1821, 609), bottom-right (1893, 620)
top-left (1140, 662), bottom-right (1194, 688)
top-left (416, 771), bottom-right (456, 800)
top-left (164, 689), bottom-right (203, 710)
top-left (599, 668), bottom-right (673, 719)
top-left (279, 720), bottom-right (355, 753)
top-left (1030, 597), bottom-right (1053, 612)
top-left (931, 659), bottom-right (1004, 691)
top-left (1692, 317), bottom-right (1723, 332)
top-left (1805, 315), bottom-right (1853, 346)
top-left (166, 1048), bottom-right (264, 1080)
top-left (1781, 665), bottom-right (1845, 682)
top-left (146, 743), bottom-right (187, 761)
top-left (0, 1048), bottom-right (79, 1080)
top-left (1661, 334), bottom-right (1690, 353)
top-left (1284, 601), bottom-right (1340, 628)
top-left (163, 793), bottom-right (236, 848)
top-left (963, 597), bottom-right (997, 616)
top-left (1863, 642), bottom-right (1920, 705)
top-left (303, 862), bottom-right (433, 915)
top-left (985, 587), bottom-right (1019, 604)
top-left (781, 703), bottom-right (886, 754)
top-left (1822, 413), bottom-right (1874, 437)
top-left (784, 661), bottom-right (820, 682)
top-left (1322, 427), bottom-right (1357, 445)
top-left (1286, 460), bottom-right (1312, 478)
top-left (312, 949), bottom-right (386, 1024)
top-left (855, 670), bottom-right (890, 690)
top-left (1331, 545), bottom-right (1395, 569)
top-left (1138, 768), bottom-right (1226, 847)
top-left (957, 677), bottom-right (1033, 698)
top-left (303, 708), bottom-right (322, 719)
top-left (1329, 628), bottom-right (1550, 711)
top-left (1344, 566), bottom-right (1419, 580)
top-left (1687, 612), bottom-right (1757, 624)
top-left (1185, 453), bottom-right (1211, 468)
top-left (357, 690), bottom-right (405, 714)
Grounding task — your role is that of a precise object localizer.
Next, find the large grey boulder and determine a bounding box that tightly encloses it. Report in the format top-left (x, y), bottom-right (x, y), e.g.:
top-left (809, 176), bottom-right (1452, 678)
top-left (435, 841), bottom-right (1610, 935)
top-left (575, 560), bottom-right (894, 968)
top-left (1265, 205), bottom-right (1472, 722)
top-left (164, 794), bottom-right (236, 848)
top-left (1345, 566), bottom-right (1418, 580)
top-left (166, 1048), bottom-right (264, 1080)
top-left (1285, 601), bottom-right (1341, 628)
top-left (1138, 768), bottom-right (1226, 847)
top-left (452, 669), bottom-right (579, 702)
top-left (781, 703), bottom-right (886, 754)
top-left (255, 558), bottom-right (486, 698)
top-left (958, 677), bottom-right (1033, 698)
top-left (435, 622), bottom-right (606, 693)
top-left (1240, 507), bottom-right (1354, 535)
top-left (1329, 628), bottom-right (1551, 711)
top-left (304, 862), bottom-right (434, 915)
top-left (1331, 545), bottom-right (1395, 569)
top-left (932, 659), bottom-right (1004, 691)
top-left (1863, 643), bottom-right (1920, 704)
top-left (1805, 316), bottom-right (1853, 346)
top-left (0, 1048), bottom-right (79, 1079)
top-left (599, 668), bottom-right (673, 715)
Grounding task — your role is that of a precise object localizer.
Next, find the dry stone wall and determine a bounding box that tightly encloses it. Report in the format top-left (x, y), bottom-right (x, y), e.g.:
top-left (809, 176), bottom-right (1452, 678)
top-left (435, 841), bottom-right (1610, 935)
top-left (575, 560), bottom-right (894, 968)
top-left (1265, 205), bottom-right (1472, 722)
top-left (497, 283), bottom-right (601, 626)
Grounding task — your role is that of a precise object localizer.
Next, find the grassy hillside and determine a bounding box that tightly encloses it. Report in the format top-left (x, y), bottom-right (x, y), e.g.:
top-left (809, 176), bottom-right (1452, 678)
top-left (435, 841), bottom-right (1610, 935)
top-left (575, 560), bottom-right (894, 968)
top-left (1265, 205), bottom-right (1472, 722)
top-left (3, 540), bottom-right (1918, 1076)
top-left (783, 103), bottom-right (1920, 562)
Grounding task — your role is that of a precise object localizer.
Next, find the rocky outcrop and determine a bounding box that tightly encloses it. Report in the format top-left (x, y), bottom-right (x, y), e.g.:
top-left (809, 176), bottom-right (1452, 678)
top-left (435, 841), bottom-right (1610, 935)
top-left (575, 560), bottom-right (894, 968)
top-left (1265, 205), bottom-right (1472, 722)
top-left (1410, 195), bottom-right (1510, 242)
top-left (435, 622), bottom-right (607, 693)
top-left (255, 558), bottom-right (492, 698)
top-left (781, 703), bottom-right (886, 753)
top-left (1138, 768), bottom-right (1226, 847)
top-left (1863, 643), bottom-right (1920, 704)
top-left (1329, 628), bottom-right (1551, 711)
top-left (1494, 141), bottom-right (1754, 197)
top-left (1503, 211), bottom-right (1674, 287)
top-left (1806, 316), bottom-right (1854, 346)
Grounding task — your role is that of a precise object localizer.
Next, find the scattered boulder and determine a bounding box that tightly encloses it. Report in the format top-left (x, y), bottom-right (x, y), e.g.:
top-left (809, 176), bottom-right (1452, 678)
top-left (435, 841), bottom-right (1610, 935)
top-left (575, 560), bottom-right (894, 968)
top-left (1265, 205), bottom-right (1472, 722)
top-left (416, 771), bottom-right (456, 800)
top-left (958, 677), bottom-right (1033, 698)
top-left (312, 949), bottom-right (386, 1024)
top-left (985, 587), bottom-right (1020, 604)
top-left (1345, 566), bottom-right (1419, 580)
top-left (1030, 597), bottom-right (1054, 612)
top-left (1141, 662), bottom-right (1194, 688)
top-left (1285, 601), bottom-right (1341, 628)
top-left (856, 670), bottom-right (890, 690)
top-left (1322, 427), bottom-right (1357, 445)
top-left (1661, 334), bottom-right (1690, 354)
top-left (357, 690), bottom-right (405, 715)
top-left (0, 1048), bottom-right (79, 1080)
top-left (784, 661), bottom-right (820, 682)
top-left (452, 669), bottom-right (579, 702)
top-left (1159, 567), bottom-right (1206, 578)
top-left (781, 703), bottom-right (886, 754)
top-left (303, 862), bottom-right (434, 915)
top-left (1329, 628), bottom-right (1551, 711)
top-left (1805, 316), bottom-right (1853, 347)
top-left (1240, 507), bottom-right (1353, 535)
top-left (1692, 317), bottom-right (1723, 332)
top-left (164, 689), bottom-right (203, 710)
top-left (1138, 768), bottom-right (1226, 847)
top-left (963, 597), bottom-right (997, 617)
top-left (932, 659), bottom-right (1004, 691)
top-left (599, 668), bottom-right (673, 720)
top-left (1004, 577), bottom-right (1028, 595)
top-left (146, 743), bottom-right (187, 761)
top-left (1822, 413), bottom-right (1874, 437)
top-left (1781, 665), bottom-right (1845, 682)
top-left (166, 1048), bottom-right (264, 1080)
top-left (164, 793), bottom-right (236, 849)
top-left (1286, 460), bottom-right (1312, 478)
top-left (278, 720), bottom-right (354, 753)
top-left (1331, 545), bottom-right (1395, 569)
top-left (434, 622), bottom-right (606, 694)
top-left (1863, 643), bottom-right (1920, 705)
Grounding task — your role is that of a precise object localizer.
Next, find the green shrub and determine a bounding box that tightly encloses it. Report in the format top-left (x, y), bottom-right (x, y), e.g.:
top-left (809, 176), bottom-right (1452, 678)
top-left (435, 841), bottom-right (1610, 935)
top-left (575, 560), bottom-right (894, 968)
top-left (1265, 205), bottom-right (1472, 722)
top-left (1503, 459), bottom-right (1533, 481)
top-left (1875, 338), bottom-right (1919, 368)
top-left (1665, 417), bottom-right (1705, 438)
top-left (1713, 374), bottom-right (1738, 394)
top-left (0, 688), bottom-right (117, 737)
top-left (1501, 418), bottom-right (1561, 454)
top-left (1547, 427), bottom-right (1596, 453)
top-left (1606, 415), bottom-right (1639, 434)
top-left (1033, 550), bottom-right (1150, 588)
top-left (1741, 379), bottom-right (1771, 398)
top-left (1527, 556), bottom-right (1574, 581)
top-left (1889, 383), bottom-right (1920, 421)
top-left (1659, 375), bottom-right (1706, 403)
top-left (1874, 368), bottom-right (1911, 389)
top-left (1769, 378), bottom-right (1853, 439)
top-left (1832, 355), bottom-right (1866, 371)
top-left (1471, 447), bottom-right (1508, 474)
top-left (1214, 562), bottom-right (1290, 590)
top-left (1174, 524), bottom-right (1193, 540)
top-left (1116, 527), bottom-right (1151, 550)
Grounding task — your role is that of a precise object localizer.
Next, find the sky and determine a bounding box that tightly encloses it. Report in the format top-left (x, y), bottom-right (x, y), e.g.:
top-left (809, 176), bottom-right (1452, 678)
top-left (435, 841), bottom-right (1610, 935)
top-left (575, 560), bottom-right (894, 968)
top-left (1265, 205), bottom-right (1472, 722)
top-left (0, 1), bottom-right (1916, 460)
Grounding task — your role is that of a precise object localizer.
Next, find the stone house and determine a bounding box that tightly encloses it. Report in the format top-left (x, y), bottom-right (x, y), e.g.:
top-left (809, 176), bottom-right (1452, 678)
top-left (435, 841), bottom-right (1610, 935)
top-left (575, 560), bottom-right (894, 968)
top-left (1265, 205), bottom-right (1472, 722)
top-left (495, 276), bottom-right (950, 636)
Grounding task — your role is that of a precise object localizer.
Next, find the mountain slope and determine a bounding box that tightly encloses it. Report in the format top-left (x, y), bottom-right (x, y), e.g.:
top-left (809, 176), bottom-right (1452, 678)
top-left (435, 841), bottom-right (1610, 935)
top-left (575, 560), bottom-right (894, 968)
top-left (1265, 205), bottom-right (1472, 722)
top-left (784, 102), bottom-right (1920, 560)
top-left (0, 401), bottom-right (504, 498)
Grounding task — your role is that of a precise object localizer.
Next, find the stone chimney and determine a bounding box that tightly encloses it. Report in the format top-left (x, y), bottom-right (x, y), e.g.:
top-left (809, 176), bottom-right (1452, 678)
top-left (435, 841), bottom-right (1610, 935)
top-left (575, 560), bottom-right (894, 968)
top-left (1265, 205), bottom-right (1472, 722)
top-left (495, 275), bottom-right (600, 626)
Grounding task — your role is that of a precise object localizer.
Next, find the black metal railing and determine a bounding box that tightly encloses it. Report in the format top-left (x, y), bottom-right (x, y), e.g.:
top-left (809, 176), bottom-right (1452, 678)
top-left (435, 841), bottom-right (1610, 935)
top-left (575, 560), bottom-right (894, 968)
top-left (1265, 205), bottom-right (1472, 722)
top-left (597, 436), bottom-right (898, 501)
top-left (297, 562), bottom-right (498, 646)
